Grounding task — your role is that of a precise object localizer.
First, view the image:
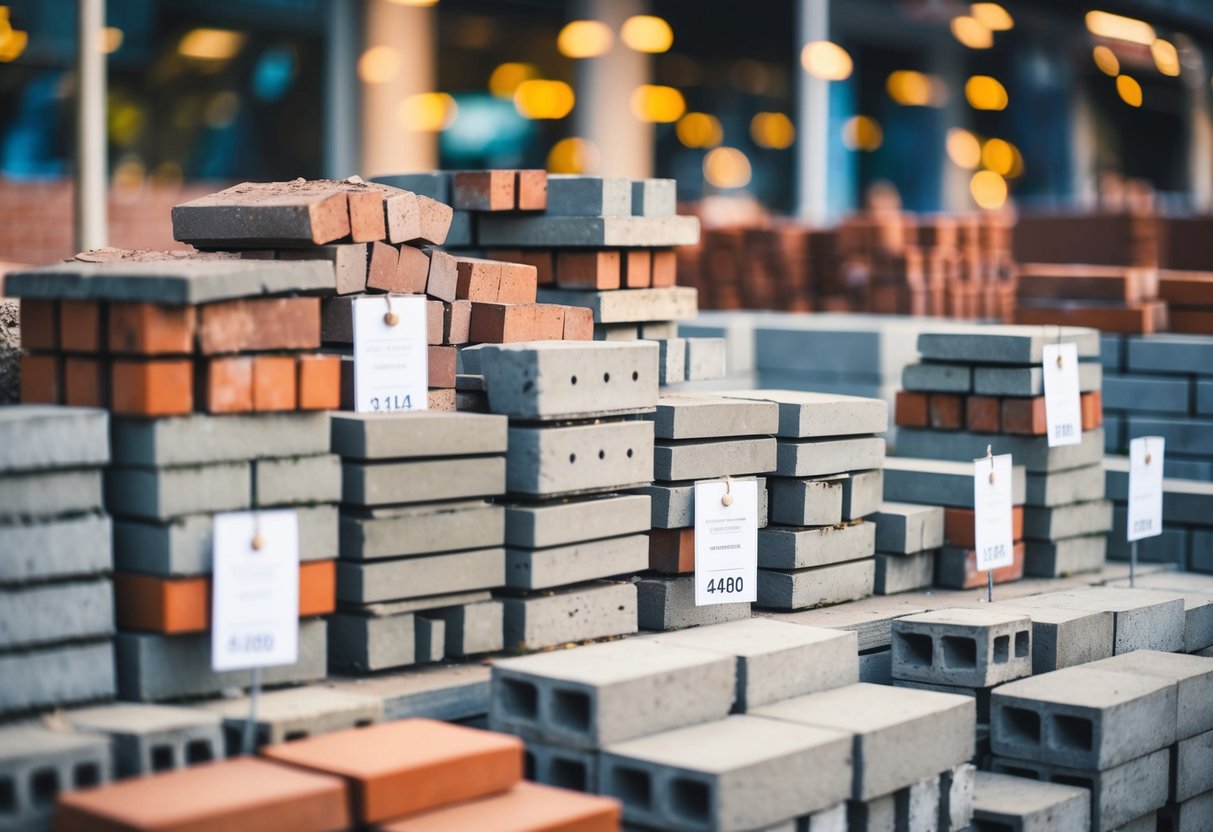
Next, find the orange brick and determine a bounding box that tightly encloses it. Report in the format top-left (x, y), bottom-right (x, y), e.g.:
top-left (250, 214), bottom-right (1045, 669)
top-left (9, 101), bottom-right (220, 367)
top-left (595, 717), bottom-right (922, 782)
top-left (443, 300), bottom-right (472, 345)
top-left (59, 300), bottom-right (103, 353)
top-left (203, 356), bottom-right (254, 414)
top-left (966, 395), bottom-right (1001, 433)
top-left (347, 188), bottom-right (387, 243)
top-left (20, 353), bottom-right (61, 404)
top-left (1082, 390), bottom-right (1103, 430)
top-left (379, 781), bottom-right (620, 832)
top-left (556, 251), bottom-right (620, 290)
top-left (395, 244), bottom-right (431, 294)
top-left (112, 359), bottom-right (193, 416)
top-left (939, 541), bottom-right (1025, 589)
top-left (894, 391), bottom-right (928, 428)
top-left (252, 355), bottom-right (297, 412)
top-left (428, 388), bottom-right (456, 411)
top-left (531, 304), bottom-right (566, 341)
top-left (109, 302), bottom-right (196, 355)
top-left (497, 262), bottom-right (539, 304)
top-left (929, 394), bottom-right (964, 430)
top-left (64, 357), bottom-right (108, 407)
top-left (515, 169), bottom-right (548, 210)
top-left (297, 354), bottom-right (341, 410)
top-left (428, 345), bottom-right (457, 389)
top-left (364, 240), bottom-right (401, 292)
top-left (454, 258), bottom-right (502, 301)
top-left (18, 299), bottom-right (57, 350)
top-left (1002, 396), bottom-right (1047, 436)
top-left (424, 249), bottom-right (459, 302)
top-left (453, 170), bottom-right (515, 211)
top-left (651, 249), bottom-right (677, 287)
top-left (427, 299), bottom-right (444, 345)
top-left (649, 528), bottom-right (694, 573)
top-left (563, 306), bottom-right (594, 341)
top-left (623, 249), bottom-right (652, 288)
top-left (197, 297), bottom-right (320, 356)
top-left (944, 506), bottom-right (1025, 549)
top-left (260, 719), bottom-right (524, 823)
top-left (469, 303), bottom-right (532, 344)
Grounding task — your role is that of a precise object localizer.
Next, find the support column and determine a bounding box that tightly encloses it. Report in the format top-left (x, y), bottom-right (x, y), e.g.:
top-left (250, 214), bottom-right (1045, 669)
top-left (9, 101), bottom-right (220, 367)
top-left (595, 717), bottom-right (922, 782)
top-left (1187, 63), bottom-right (1213, 212)
top-left (324, 0), bottom-right (359, 179)
top-left (1069, 83), bottom-right (1097, 208)
top-left (795, 0), bottom-right (829, 223)
top-left (74, 0), bottom-right (106, 251)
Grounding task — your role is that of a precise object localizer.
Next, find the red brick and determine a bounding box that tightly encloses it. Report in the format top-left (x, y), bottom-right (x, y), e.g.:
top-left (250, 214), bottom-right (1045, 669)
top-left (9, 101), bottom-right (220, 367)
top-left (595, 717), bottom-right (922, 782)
top-left (59, 300), bottom-right (103, 353)
top-left (1081, 391), bottom-right (1102, 430)
top-left (297, 354), bottom-right (341, 411)
top-left (454, 257), bottom-right (502, 301)
top-left (531, 304), bottom-right (566, 341)
top-left (109, 302), bottom-right (196, 355)
top-left (203, 356), bottom-right (254, 414)
top-left (442, 300), bottom-right (472, 345)
top-left (112, 359), bottom-right (194, 416)
top-left (1170, 309), bottom-right (1213, 334)
top-left (428, 346), bottom-right (457, 389)
top-left (425, 249), bottom-right (458, 302)
top-left (347, 188), bottom-right (388, 243)
top-left (563, 306), bottom-right (594, 341)
top-left (649, 528), bottom-right (694, 573)
top-left (427, 300), bottom-right (444, 345)
top-left (894, 391), bottom-right (928, 428)
top-left (416, 196), bottom-right (453, 246)
top-left (428, 388), bottom-right (456, 411)
top-left (364, 241), bottom-right (401, 292)
top-left (20, 353), bottom-right (61, 404)
top-left (19, 299), bottom-right (57, 350)
top-left (453, 170), bottom-right (515, 211)
top-left (928, 394), bottom-right (964, 430)
top-left (469, 303), bottom-right (533, 344)
top-left (555, 251), bottom-right (620, 290)
top-left (1013, 301), bottom-right (1168, 335)
top-left (623, 250), bottom-right (652, 288)
top-left (380, 781), bottom-right (620, 832)
top-left (944, 506), bottom-right (1025, 549)
top-left (1158, 271), bottom-right (1213, 306)
top-left (63, 357), bottom-right (108, 407)
top-left (966, 395), bottom-right (1001, 433)
top-left (494, 250), bottom-right (555, 286)
top-left (197, 297), bottom-right (320, 355)
top-left (1001, 397), bottom-right (1047, 436)
top-left (515, 169), bottom-right (548, 211)
top-left (395, 245), bottom-right (431, 294)
top-left (651, 249), bottom-right (677, 287)
top-left (252, 355), bottom-right (297, 412)
top-left (497, 262), bottom-right (539, 304)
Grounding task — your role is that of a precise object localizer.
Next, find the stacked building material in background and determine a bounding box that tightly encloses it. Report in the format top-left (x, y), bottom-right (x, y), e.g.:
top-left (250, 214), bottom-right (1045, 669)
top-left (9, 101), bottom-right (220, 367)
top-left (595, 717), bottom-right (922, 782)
top-left (1012, 210), bottom-right (1159, 270)
top-left (634, 393), bottom-right (778, 631)
top-left (871, 502), bottom-right (945, 594)
top-left (1105, 457), bottom-right (1213, 574)
top-left (1156, 218), bottom-right (1213, 332)
top-left (1013, 263), bottom-right (1167, 335)
top-left (893, 325), bottom-right (1111, 580)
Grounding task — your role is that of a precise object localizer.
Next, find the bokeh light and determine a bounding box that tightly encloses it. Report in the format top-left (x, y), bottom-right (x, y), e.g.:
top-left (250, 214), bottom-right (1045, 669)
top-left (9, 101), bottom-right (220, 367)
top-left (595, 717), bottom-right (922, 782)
top-left (621, 15), bottom-right (673, 54)
top-left (946, 128), bottom-right (982, 169)
top-left (1085, 11), bottom-right (1155, 46)
top-left (548, 137), bottom-right (600, 173)
top-left (399, 92), bottom-right (458, 130)
top-left (800, 41), bottom-right (852, 81)
top-left (703, 147), bottom-right (752, 189)
top-left (1151, 39), bottom-right (1180, 77)
top-left (358, 45), bottom-right (400, 85)
top-left (842, 115), bottom-right (883, 151)
top-left (970, 3), bottom-right (1013, 31)
top-left (676, 112), bottom-right (723, 148)
top-left (1116, 74), bottom-right (1143, 107)
top-left (750, 112), bottom-right (795, 149)
top-left (557, 20), bottom-right (613, 59)
top-left (631, 85), bottom-right (686, 123)
top-left (1093, 45), bottom-right (1120, 77)
top-left (970, 170), bottom-right (1008, 209)
top-left (965, 75), bottom-right (1008, 110)
top-left (950, 16), bottom-right (993, 49)
top-left (514, 80), bottom-right (575, 120)
top-left (178, 28), bottom-right (245, 61)
top-left (488, 62), bottom-right (538, 99)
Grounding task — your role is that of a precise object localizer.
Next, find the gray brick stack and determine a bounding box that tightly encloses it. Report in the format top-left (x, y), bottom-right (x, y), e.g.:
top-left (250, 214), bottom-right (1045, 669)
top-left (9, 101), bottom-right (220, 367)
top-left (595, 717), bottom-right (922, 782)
top-left (1105, 455), bottom-right (1213, 573)
top-left (0, 723), bottom-right (112, 831)
top-left (871, 501), bottom-right (945, 594)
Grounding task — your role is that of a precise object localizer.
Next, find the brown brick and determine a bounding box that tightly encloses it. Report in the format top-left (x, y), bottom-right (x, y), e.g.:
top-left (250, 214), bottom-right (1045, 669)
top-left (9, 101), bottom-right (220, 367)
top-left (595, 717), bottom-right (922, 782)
top-left (395, 245), bottom-right (431, 294)
top-left (297, 354), bottom-right (341, 411)
top-left (20, 353), bottom-right (61, 404)
top-left (427, 300), bottom-right (444, 345)
top-left (347, 188), bottom-right (388, 243)
top-left (1172, 309), bottom-right (1213, 334)
top-left (928, 394), bottom-right (964, 430)
top-left (1081, 391), bottom-right (1102, 430)
top-left (651, 249), bottom-right (677, 287)
top-left (63, 357), bottom-right (108, 407)
top-left (415, 196), bottom-right (454, 246)
top-left (1158, 271), bottom-right (1213, 306)
top-left (59, 300), bottom-right (103, 353)
top-left (197, 297), bottom-right (320, 356)
top-left (112, 359), bottom-right (194, 416)
top-left (649, 528), bottom-right (694, 573)
top-left (623, 250), bottom-right (652, 288)
top-left (531, 304), bottom-right (566, 341)
top-left (453, 170), bottom-right (515, 211)
top-left (203, 356), bottom-right (253, 414)
top-left (496, 262), bottom-right (538, 304)
top-left (252, 355), bottom-right (297, 412)
top-left (1001, 396), bottom-right (1047, 436)
top-left (19, 299), bottom-right (58, 351)
top-left (555, 251), bottom-right (620, 290)
top-left (515, 169), bottom-right (548, 210)
top-left (444, 300), bottom-right (472, 345)
top-left (425, 249), bottom-right (459, 302)
top-left (454, 257), bottom-right (502, 301)
top-left (563, 306), bottom-right (594, 341)
top-left (894, 391), bottom-right (928, 428)
top-left (364, 241), bottom-right (401, 292)
top-left (966, 395), bottom-right (1001, 433)
top-left (469, 303), bottom-right (531, 343)
top-left (945, 506), bottom-right (1025, 549)
top-left (428, 346), bottom-right (457, 389)
top-left (109, 302), bottom-right (196, 355)
top-left (1013, 301), bottom-right (1168, 335)
top-left (428, 388), bottom-right (456, 411)
top-left (487, 250), bottom-right (554, 286)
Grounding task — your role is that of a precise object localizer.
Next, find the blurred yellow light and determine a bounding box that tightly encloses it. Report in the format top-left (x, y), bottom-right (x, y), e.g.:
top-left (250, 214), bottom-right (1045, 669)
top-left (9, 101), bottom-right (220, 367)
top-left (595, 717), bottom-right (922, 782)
top-left (1116, 74), bottom-right (1143, 107)
top-left (970, 170), bottom-right (1008, 209)
top-left (109, 101), bottom-right (144, 144)
top-left (800, 41), bottom-right (852, 81)
top-left (557, 20), bottom-right (612, 59)
top-left (703, 147), bottom-right (752, 189)
top-left (981, 138), bottom-right (1016, 175)
top-left (631, 84), bottom-right (685, 123)
top-left (621, 15), bottom-right (673, 54)
top-left (1152, 39), bottom-right (1180, 77)
top-left (398, 92), bottom-right (458, 131)
top-left (676, 112), bottom-right (723, 148)
top-left (1093, 45), bottom-right (1120, 76)
top-left (1085, 11), bottom-right (1155, 45)
top-left (178, 28), bottom-right (245, 61)
top-left (101, 26), bottom-right (123, 54)
top-left (358, 45), bottom-right (401, 84)
top-left (514, 79), bottom-right (575, 120)
top-left (0, 27), bottom-right (26, 62)
top-left (750, 112), bottom-right (795, 149)
top-left (946, 128), bottom-right (982, 169)
top-left (488, 62), bottom-right (537, 99)
top-left (547, 137), bottom-right (600, 174)
top-left (887, 70), bottom-right (933, 106)
top-left (970, 3), bottom-right (1013, 31)
top-left (965, 75), bottom-right (1008, 110)
top-left (842, 115), bottom-right (883, 151)
top-left (951, 16), bottom-right (993, 49)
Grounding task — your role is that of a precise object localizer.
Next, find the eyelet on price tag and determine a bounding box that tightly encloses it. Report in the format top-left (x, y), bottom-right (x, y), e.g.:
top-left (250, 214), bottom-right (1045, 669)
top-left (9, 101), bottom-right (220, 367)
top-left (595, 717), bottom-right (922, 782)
top-left (383, 294), bottom-right (399, 327)
top-left (721, 474), bottom-right (733, 507)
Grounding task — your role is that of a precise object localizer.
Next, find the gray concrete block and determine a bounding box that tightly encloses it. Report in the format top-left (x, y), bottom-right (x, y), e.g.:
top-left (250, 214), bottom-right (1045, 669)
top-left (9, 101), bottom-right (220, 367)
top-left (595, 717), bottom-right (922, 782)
top-left (631, 178), bottom-right (676, 217)
top-left (1101, 333), bottom-right (1124, 373)
top-left (1127, 333), bottom-right (1213, 375)
top-left (917, 326), bottom-right (1100, 365)
top-left (769, 476), bottom-right (844, 526)
top-left (802, 802), bottom-right (848, 832)
top-left (718, 389), bottom-right (888, 438)
top-left (685, 337), bottom-right (728, 381)
top-left (646, 393), bottom-right (778, 440)
top-left (973, 362), bottom-right (1102, 396)
top-left (415, 616), bottom-right (444, 663)
top-left (0, 724), bottom-right (111, 830)
top-left (111, 412), bottom-right (330, 466)
top-left (1164, 457), bottom-right (1213, 481)
top-left (1103, 374), bottom-right (1190, 414)
top-left (341, 500), bottom-right (503, 559)
top-left (479, 341), bottom-right (659, 420)
top-left (0, 640), bottom-right (115, 714)
top-left (350, 589), bottom-right (492, 618)
top-left (1158, 791), bottom-right (1213, 832)
top-left (644, 619), bottom-right (858, 712)
top-left (1011, 587), bottom-right (1186, 653)
top-left (506, 420), bottom-right (654, 498)
top-left (1105, 412), bottom-right (1126, 454)
top-left (1196, 530), bottom-right (1213, 573)
top-left (0, 405), bottom-right (109, 473)
top-left (1085, 650), bottom-right (1213, 739)
top-left (336, 547), bottom-right (503, 603)
top-left (330, 410), bottom-right (508, 459)
top-left (594, 323), bottom-right (640, 341)
top-left (970, 771), bottom-right (1090, 832)
top-left (538, 285), bottom-right (699, 323)
top-left (525, 740), bottom-right (599, 793)
top-left (252, 454), bottom-right (340, 507)
top-left (939, 763), bottom-right (975, 832)
top-left (896, 427), bottom-right (1105, 474)
top-left (893, 680), bottom-right (991, 725)
top-left (776, 436), bottom-right (886, 477)
top-left (343, 456), bottom-right (506, 506)
top-left (896, 773), bottom-right (941, 832)
top-left (0, 580), bottom-right (113, 650)
top-left (990, 602), bottom-right (1114, 674)
top-left (329, 611), bottom-right (415, 672)
top-left (640, 321), bottom-right (679, 340)
top-left (106, 462), bottom-right (250, 520)
top-left (490, 637), bottom-right (736, 749)
top-left (637, 477), bottom-right (765, 529)
top-left (1160, 478), bottom-right (1213, 527)
top-left (654, 436), bottom-right (777, 481)
top-left (1024, 535), bottom-right (1107, 578)
top-left (659, 337), bottom-right (687, 384)
top-left (1024, 500), bottom-right (1113, 540)
top-left (756, 559), bottom-right (875, 610)
top-left (1101, 572), bottom-right (1213, 651)
top-left (1174, 728), bottom-right (1213, 803)
top-left (371, 171), bottom-right (450, 201)
top-left (847, 794), bottom-right (896, 832)
top-left (875, 552), bottom-right (935, 595)
top-left (545, 175), bottom-right (632, 216)
top-left (506, 533), bottom-right (648, 589)
top-left (432, 599), bottom-right (504, 656)
top-left (482, 214), bottom-right (700, 248)
top-left (325, 662), bottom-right (490, 722)
top-left (752, 682), bottom-right (975, 801)
top-left (635, 574), bottom-right (752, 631)
top-left (759, 521), bottom-right (875, 569)
top-left (115, 620), bottom-right (326, 701)
top-left (883, 457), bottom-right (1027, 508)
top-left (601, 714), bottom-right (853, 830)
top-left (200, 685), bottom-right (382, 751)
top-left (1127, 415), bottom-right (1213, 457)
top-left (901, 363), bottom-right (971, 394)
top-left (892, 608), bottom-right (1032, 688)
top-left (872, 502), bottom-right (945, 554)
top-left (1024, 463), bottom-right (1106, 508)
top-left (64, 703), bottom-right (222, 776)
top-left (842, 469), bottom-right (884, 520)
top-left (859, 649), bottom-right (892, 684)
top-left (0, 468), bottom-right (104, 519)
top-left (505, 493), bottom-right (650, 548)
top-left (502, 580), bottom-right (637, 649)
top-left (1198, 379), bottom-right (1213, 416)
top-left (0, 512), bottom-right (112, 583)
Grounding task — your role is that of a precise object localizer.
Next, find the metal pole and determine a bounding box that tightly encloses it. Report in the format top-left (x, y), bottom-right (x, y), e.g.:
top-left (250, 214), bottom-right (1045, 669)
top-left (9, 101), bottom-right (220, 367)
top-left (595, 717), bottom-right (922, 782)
top-left (795, 0), bottom-right (829, 223)
top-left (1130, 541), bottom-right (1137, 588)
top-left (987, 570), bottom-right (993, 603)
top-left (74, 0), bottom-right (106, 251)
top-left (241, 667), bottom-right (262, 755)
top-left (324, 0), bottom-right (358, 179)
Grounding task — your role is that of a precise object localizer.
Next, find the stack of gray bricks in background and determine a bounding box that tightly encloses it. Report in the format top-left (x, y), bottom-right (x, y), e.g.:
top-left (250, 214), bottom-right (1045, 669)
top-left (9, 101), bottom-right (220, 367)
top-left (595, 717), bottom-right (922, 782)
top-left (871, 501), bottom-right (945, 594)
top-left (0, 723), bottom-right (112, 831)
top-left (1103, 570), bottom-right (1213, 654)
top-left (329, 410), bottom-right (509, 671)
top-left (633, 393), bottom-right (778, 631)
top-left (896, 325), bottom-right (1112, 579)
top-left (718, 390), bottom-right (887, 611)
top-left (1, 406), bottom-right (115, 716)
top-left (477, 340), bottom-right (659, 650)
top-left (1105, 455), bottom-right (1213, 573)
top-left (110, 411), bottom-right (336, 701)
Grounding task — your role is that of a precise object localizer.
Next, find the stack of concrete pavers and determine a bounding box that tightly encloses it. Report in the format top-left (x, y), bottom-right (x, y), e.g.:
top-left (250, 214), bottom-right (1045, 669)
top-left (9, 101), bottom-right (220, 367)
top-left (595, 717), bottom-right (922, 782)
top-left (474, 340), bottom-right (658, 650)
top-left (634, 393), bottom-right (778, 630)
top-left (870, 502), bottom-right (945, 594)
top-left (970, 771), bottom-right (1091, 830)
top-left (1006, 586), bottom-right (1188, 655)
top-left (989, 650), bottom-right (1213, 831)
top-left (0, 406), bottom-right (114, 716)
top-left (714, 390), bottom-right (887, 610)
top-left (0, 723), bottom-right (113, 832)
top-left (894, 325), bottom-right (1112, 580)
top-left (329, 411), bottom-right (509, 671)
top-left (1103, 570), bottom-right (1213, 654)
top-left (1105, 456), bottom-right (1213, 574)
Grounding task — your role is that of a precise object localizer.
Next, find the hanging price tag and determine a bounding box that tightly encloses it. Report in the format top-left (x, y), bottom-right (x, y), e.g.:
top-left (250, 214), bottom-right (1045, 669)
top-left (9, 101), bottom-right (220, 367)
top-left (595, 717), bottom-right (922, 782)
top-left (694, 478), bottom-right (758, 606)
top-left (211, 510), bottom-right (300, 672)
top-left (1127, 436), bottom-right (1165, 542)
top-left (974, 453), bottom-right (1015, 571)
top-left (353, 294), bottom-right (428, 413)
top-left (1043, 342), bottom-right (1081, 447)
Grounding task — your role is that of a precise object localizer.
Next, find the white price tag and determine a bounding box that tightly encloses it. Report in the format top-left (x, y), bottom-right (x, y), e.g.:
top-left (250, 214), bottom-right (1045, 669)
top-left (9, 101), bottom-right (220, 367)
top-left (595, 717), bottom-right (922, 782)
top-left (1128, 436), bottom-right (1164, 542)
top-left (353, 294), bottom-right (428, 413)
top-left (1043, 342), bottom-right (1081, 447)
top-left (694, 479), bottom-right (757, 606)
top-left (211, 510), bottom-right (300, 672)
top-left (973, 454), bottom-right (1015, 572)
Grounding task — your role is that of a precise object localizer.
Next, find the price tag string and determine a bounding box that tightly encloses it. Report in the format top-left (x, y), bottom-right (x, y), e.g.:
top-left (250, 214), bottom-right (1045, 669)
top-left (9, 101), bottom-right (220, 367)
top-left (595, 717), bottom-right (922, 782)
top-left (721, 474), bottom-right (733, 507)
top-left (245, 511), bottom-right (265, 753)
top-left (384, 293), bottom-right (399, 327)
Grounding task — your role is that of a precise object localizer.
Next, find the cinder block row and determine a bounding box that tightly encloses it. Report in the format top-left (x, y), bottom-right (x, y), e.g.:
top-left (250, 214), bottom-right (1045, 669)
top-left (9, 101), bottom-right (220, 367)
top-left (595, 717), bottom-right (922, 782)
top-left (892, 608), bottom-right (1032, 689)
top-left (0, 511), bottom-right (112, 583)
top-left (991, 601), bottom-right (1114, 674)
top-left (1, 640), bottom-right (116, 714)
top-left (64, 703), bottom-right (224, 776)
top-left (501, 580), bottom-right (637, 651)
top-left (505, 420), bottom-right (654, 498)
top-left (0, 579), bottom-right (113, 649)
top-left (636, 574), bottom-right (752, 631)
top-left (874, 551), bottom-right (935, 595)
top-left (756, 558), bottom-right (876, 610)
top-left (0, 724), bottom-right (112, 831)
top-left (637, 477), bottom-right (767, 529)
top-left (1010, 587), bottom-right (1186, 654)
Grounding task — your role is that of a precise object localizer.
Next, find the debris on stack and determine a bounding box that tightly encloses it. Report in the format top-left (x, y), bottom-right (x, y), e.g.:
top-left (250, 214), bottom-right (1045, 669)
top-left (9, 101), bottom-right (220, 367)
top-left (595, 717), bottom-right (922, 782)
top-left (1013, 263), bottom-right (1167, 334)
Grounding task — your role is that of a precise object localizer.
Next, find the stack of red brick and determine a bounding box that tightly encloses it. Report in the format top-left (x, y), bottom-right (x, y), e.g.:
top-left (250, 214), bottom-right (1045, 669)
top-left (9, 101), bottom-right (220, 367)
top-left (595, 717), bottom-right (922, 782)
top-left (1013, 263), bottom-right (1167, 334)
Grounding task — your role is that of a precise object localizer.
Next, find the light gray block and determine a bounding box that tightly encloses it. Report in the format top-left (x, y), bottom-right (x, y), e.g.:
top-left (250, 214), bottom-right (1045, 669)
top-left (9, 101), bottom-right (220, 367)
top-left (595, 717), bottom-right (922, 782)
top-left (0, 405), bottom-right (109, 473)
top-left (253, 454), bottom-right (341, 507)
top-left (1085, 649), bottom-right (1213, 739)
top-left (490, 637), bottom-right (736, 749)
top-left (537, 285), bottom-right (699, 323)
top-left (341, 500), bottom-right (503, 559)
top-left (717, 389), bottom-right (889, 438)
top-left (1101, 572), bottom-right (1213, 651)
top-left (659, 337), bottom-right (686, 384)
top-left (343, 456), bottom-right (505, 505)
top-left (776, 435), bottom-right (886, 477)
top-left (893, 680), bottom-right (991, 725)
top-left (654, 436), bottom-right (777, 481)
top-left (0, 580), bottom-right (113, 649)
top-left (646, 393), bottom-right (779, 439)
top-left (638, 477), bottom-right (765, 529)
top-left (0, 512), bottom-right (112, 583)
top-left (769, 476), bottom-right (844, 526)
top-left (329, 612), bottom-right (415, 672)
top-left (874, 552), bottom-right (934, 595)
top-left (1024, 535), bottom-right (1107, 578)
top-left (1024, 463), bottom-right (1106, 508)
top-left (894, 427), bottom-right (1105, 474)
top-left (1127, 333), bottom-right (1213, 375)
top-left (64, 703), bottom-right (222, 776)
top-left (970, 771), bottom-right (1090, 832)
top-left (506, 533), bottom-right (648, 589)
top-left (431, 600), bottom-right (504, 656)
top-left (325, 662), bottom-right (490, 722)
top-left (111, 412), bottom-right (330, 466)
top-left (0, 468), bottom-right (103, 519)
top-left (502, 580), bottom-right (637, 650)
top-left (842, 469), bottom-right (884, 520)
top-left (884, 457), bottom-right (1026, 509)
top-left (1174, 728), bottom-right (1213, 802)
top-left (330, 410), bottom-right (508, 459)
top-left (635, 574), bottom-right (752, 631)
top-left (415, 616), bottom-right (444, 663)
top-left (640, 322), bottom-right (679, 340)
top-left (897, 774), bottom-right (941, 832)
top-left (917, 326), bottom-right (1100, 365)
top-left (105, 463), bottom-right (249, 521)
top-left (1103, 374), bottom-right (1190, 414)
top-left (892, 608), bottom-right (1032, 688)
top-left (601, 714), bottom-right (853, 830)
top-left (1024, 500), bottom-right (1113, 540)
top-left (644, 619), bottom-right (859, 712)
top-left (872, 502), bottom-right (945, 554)
top-left (525, 740), bottom-right (599, 793)
top-left (505, 493), bottom-right (650, 548)
top-left (0, 640), bottom-right (116, 714)
top-left (847, 793), bottom-right (897, 832)
top-left (939, 763), bottom-right (975, 832)
top-left (990, 602), bottom-right (1114, 674)
top-left (0, 724), bottom-right (112, 830)
top-left (685, 337), bottom-right (727, 381)
top-left (506, 420), bottom-right (654, 498)
top-left (200, 686), bottom-right (383, 750)
top-left (758, 521), bottom-right (876, 569)
top-left (901, 363), bottom-right (971, 394)
top-left (631, 178), bottom-right (676, 217)
top-left (974, 362), bottom-right (1102, 396)
top-left (545, 174), bottom-right (632, 216)
top-left (336, 547), bottom-right (504, 603)
top-left (351, 590), bottom-right (492, 618)
top-left (482, 215), bottom-right (700, 248)
top-left (756, 559), bottom-right (875, 610)
top-left (752, 683), bottom-right (975, 801)
top-left (804, 802), bottom-right (848, 832)
top-left (859, 649), bottom-right (892, 685)
top-left (594, 323), bottom-right (640, 341)
top-left (1159, 793), bottom-right (1213, 832)
top-left (1011, 587), bottom-right (1185, 653)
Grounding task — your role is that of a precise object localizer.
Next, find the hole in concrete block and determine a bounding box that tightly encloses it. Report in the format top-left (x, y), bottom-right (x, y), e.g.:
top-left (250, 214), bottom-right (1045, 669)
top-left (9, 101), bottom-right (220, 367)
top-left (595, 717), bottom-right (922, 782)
top-left (1000, 706), bottom-right (1041, 745)
top-left (222, 726), bottom-right (242, 756)
top-left (500, 678), bottom-right (539, 720)
top-left (30, 768), bottom-right (59, 809)
top-left (1015, 630), bottom-right (1029, 658)
top-left (551, 689), bottom-right (591, 733)
top-left (569, 453), bottom-right (576, 464)
top-left (611, 767), bottom-right (652, 810)
top-left (898, 632), bottom-right (933, 667)
top-left (626, 448), bottom-right (633, 458)
top-left (73, 763), bottom-right (101, 788)
top-left (943, 636), bottom-right (977, 668)
top-left (632, 371), bottom-right (639, 381)
top-left (1052, 715), bottom-right (1093, 751)
top-left (523, 380), bottom-right (533, 393)
top-left (670, 778), bottom-right (711, 824)
top-left (0, 776), bottom-right (14, 814)
top-left (972, 821), bottom-right (1015, 832)
top-left (549, 758), bottom-right (588, 791)
top-left (186, 740), bottom-right (214, 764)
top-left (285, 731), bottom-right (309, 742)
top-left (354, 720), bottom-right (373, 728)
top-left (571, 375), bottom-right (577, 385)
top-left (603, 373), bottom-right (610, 383)
top-left (151, 744), bottom-right (175, 772)
top-left (1051, 773), bottom-right (1093, 791)
top-left (993, 635), bottom-right (1009, 665)
top-left (1159, 815), bottom-right (1177, 832)
top-left (598, 449), bottom-right (605, 460)
top-left (523, 751), bottom-right (536, 781)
